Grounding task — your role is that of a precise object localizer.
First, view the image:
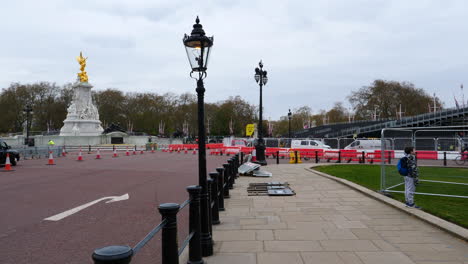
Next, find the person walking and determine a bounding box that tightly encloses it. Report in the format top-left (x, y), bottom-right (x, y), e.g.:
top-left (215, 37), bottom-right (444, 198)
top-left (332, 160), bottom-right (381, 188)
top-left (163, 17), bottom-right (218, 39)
top-left (403, 146), bottom-right (420, 208)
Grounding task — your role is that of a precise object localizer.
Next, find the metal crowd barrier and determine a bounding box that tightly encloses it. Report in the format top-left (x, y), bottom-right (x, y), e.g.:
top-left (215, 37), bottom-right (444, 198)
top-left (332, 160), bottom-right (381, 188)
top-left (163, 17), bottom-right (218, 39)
top-left (15, 146), bottom-right (63, 160)
top-left (92, 154), bottom-right (241, 264)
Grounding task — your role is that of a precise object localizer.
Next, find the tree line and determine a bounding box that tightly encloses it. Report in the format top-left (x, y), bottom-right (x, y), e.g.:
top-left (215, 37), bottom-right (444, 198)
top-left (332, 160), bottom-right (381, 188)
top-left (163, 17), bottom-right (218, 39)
top-left (0, 80), bottom-right (443, 137)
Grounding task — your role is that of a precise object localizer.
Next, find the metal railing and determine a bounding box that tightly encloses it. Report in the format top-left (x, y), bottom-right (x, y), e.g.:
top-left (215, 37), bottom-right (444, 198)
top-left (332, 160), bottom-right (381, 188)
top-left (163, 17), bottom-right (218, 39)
top-left (328, 107), bottom-right (468, 138)
top-left (13, 146), bottom-right (63, 160)
top-left (91, 154), bottom-right (241, 264)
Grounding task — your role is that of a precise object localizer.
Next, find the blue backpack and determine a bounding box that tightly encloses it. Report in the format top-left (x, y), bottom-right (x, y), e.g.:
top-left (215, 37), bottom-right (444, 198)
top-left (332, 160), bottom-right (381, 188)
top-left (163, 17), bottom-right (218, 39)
top-left (397, 157), bottom-right (408, 176)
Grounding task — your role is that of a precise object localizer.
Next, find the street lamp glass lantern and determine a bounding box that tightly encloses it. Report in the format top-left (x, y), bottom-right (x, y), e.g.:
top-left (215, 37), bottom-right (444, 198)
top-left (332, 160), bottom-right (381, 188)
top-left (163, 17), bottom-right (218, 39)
top-left (254, 67), bottom-right (260, 83)
top-left (183, 17), bottom-right (214, 73)
top-left (254, 74), bottom-right (260, 83)
top-left (263, 76), bottom-right (268, 85)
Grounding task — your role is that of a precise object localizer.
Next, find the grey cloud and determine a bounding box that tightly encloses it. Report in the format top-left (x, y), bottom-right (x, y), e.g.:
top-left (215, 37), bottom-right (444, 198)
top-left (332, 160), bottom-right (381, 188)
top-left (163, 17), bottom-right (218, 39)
top-left (83, 35), bottom-right (136, 49)
top-left (0, 0), bottom-right (467, 119)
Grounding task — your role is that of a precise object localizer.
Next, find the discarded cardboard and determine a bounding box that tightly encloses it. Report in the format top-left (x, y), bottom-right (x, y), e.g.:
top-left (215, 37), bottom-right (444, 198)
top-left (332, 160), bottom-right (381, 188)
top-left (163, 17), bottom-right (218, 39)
top-left (238, 161), bottom-right (272, 177)
top-left (247, 182), bottom-right (295, 196)
top-left (252, 170), bottom-right (273, 177)
top-left (268, 188), bottom-right (295, 196)
top-left (238, 162), bottom-right (261, 174)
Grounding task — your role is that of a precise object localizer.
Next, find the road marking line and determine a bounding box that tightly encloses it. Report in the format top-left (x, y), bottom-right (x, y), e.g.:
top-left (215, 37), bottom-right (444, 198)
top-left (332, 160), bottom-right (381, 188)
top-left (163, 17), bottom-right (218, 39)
top-left (44, 193), bottom-right (129, 221)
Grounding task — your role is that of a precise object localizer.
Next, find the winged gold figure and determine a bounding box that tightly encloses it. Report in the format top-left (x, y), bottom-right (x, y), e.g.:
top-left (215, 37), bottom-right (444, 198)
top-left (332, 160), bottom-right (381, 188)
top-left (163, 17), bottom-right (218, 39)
top-left (76, 52), bottom-right (89, 82)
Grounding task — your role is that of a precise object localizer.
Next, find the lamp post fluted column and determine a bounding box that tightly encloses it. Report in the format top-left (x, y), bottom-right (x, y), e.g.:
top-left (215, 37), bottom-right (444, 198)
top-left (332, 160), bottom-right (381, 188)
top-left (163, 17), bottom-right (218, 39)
top-left (254, 61), bottom-right (268, 166)
top-left (23, 105), bottom-right (33, 146)
top-left (195, 77), bottom-right (212, 257)
top-left (184, 16), bottom-right (214, 257)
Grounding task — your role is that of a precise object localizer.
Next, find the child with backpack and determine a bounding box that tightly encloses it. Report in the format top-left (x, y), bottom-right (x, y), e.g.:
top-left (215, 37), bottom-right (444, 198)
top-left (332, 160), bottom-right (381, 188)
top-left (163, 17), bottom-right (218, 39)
top-left (398, 146), bottom-right (421, 208)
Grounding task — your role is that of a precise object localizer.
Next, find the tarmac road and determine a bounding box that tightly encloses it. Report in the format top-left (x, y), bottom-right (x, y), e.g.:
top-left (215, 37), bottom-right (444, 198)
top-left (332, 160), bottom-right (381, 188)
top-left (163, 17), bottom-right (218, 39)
top-left (0, 150), bottom-right (229, 264)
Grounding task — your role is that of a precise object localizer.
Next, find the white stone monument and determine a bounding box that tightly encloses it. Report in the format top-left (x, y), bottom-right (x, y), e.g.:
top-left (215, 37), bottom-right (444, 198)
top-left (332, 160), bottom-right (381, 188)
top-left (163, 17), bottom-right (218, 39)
top-left (60, 52), bottom-right (104, 136)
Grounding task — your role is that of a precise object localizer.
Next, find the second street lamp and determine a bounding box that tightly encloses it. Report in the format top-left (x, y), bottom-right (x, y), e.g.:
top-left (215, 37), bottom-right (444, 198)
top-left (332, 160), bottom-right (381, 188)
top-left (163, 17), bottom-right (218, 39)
top-left (183, 16), bottom-right (214, 258)
top-left (23, 105), bottom-right (33, 146)
top-left (254, 61), bottom-right (268, 166)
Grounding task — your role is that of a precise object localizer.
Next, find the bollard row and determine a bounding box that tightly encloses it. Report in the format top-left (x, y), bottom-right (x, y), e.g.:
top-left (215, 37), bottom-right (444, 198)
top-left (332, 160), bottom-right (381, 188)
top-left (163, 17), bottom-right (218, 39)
top-left (92, 153), bottom-right (241, 264)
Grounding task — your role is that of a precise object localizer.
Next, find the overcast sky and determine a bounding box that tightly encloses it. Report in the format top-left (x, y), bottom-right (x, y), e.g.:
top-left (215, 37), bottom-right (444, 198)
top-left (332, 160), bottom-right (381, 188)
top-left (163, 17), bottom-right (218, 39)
top-left (1, 0), bottom-right (467, 119)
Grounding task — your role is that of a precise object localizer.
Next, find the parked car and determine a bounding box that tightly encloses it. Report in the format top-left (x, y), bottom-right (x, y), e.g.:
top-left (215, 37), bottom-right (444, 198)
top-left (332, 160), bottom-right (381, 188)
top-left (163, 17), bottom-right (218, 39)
top-left (344, 139), bottom-right (382, 150)
top-left (0, 139), bottom-right (20, 166)
top-left (231, 139), bottom-right (248, 147)
top-left (291, 139), bottom-right (331, 149)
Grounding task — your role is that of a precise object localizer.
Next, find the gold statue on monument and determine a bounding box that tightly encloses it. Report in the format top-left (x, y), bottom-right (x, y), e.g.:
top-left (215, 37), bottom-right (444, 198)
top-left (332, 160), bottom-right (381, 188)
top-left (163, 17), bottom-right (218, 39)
top-left (76, 52), bottom-right (89, 82)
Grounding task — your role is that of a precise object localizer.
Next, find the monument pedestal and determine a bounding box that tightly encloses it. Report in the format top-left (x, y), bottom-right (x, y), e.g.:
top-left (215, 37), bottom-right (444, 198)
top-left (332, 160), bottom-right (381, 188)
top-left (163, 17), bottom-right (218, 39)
top-left (60, 82), bottom-right (103, 136)
top-left (60, 120), bottom-right (104, 136)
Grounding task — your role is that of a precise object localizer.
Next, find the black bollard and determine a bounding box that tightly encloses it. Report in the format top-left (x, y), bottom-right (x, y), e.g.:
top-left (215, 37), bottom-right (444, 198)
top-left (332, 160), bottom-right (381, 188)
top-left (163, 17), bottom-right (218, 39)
top-left (387, 152), bottom-right (391, 164)
top-left (89, 145), bottom-right (92, 154)
top-left (240, 152), bottom-right (244, 165)
top-left (234, 155), bottom-right (239, 178)
top-left (337, 150), bottom-right (341, 163)
top-left (158, 203), bottom-right (180, 264)
top-left (216, 167), bottom-right (225, 211)
top-left (315, 151), bottom-right (319, 163)
top-left (227, 159), bottom-right (234, 188)
top-left (134, 145), bottom-right (137, 151)
top-left (444, 152), bottom-right (447, 166)
top-left (186, 185), bottom-right (203, 264)
top-left (209, 172), bottom-right (220, 225)
top-left (277, 151), bottom-right (280, 164)
top-left (235, 154), bottom-right (240, 177)
top-left (206, 178), bottom-right (214, 237)
top-left (222, 163), bottom-right (230, 198)
top-left (113, 145), bottom-right (116, 151)
top-left (361, 151), bottom-right (365, 164)
top-left (92, 245), bottom-right (133, 264)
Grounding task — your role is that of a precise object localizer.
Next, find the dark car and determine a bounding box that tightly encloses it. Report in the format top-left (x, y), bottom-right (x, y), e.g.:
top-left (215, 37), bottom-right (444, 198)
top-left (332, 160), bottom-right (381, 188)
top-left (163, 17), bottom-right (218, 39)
top-left (0, 139), bottom-right (20, 166)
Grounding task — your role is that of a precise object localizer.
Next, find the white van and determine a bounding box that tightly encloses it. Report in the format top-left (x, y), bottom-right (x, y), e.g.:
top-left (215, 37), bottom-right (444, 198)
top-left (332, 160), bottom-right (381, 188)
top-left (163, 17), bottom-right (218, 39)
top-left (344, 140), bottom-right (382, 150)
top-left (291, 139), bottom-right (331, 149)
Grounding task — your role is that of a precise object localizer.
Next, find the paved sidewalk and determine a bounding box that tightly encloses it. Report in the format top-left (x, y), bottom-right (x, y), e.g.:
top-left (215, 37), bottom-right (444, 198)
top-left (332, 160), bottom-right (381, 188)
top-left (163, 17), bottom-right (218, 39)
top-left (204, 164), bottom-right (468, 264)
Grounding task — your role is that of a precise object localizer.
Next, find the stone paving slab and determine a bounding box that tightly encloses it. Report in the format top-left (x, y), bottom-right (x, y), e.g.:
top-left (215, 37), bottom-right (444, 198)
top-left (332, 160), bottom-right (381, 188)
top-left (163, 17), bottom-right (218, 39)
top-left (204, 164), bottom-right (468, 264)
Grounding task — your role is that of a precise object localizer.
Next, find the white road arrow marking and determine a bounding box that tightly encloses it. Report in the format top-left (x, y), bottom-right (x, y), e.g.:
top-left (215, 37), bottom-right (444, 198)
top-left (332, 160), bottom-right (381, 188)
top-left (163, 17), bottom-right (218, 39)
top-left (44, 193), bottom-right (129, 221)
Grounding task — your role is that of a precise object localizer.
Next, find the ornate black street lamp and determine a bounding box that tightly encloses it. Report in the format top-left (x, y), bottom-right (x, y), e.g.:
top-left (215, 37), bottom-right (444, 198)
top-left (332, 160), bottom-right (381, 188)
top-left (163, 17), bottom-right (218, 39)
top-left (254, 61), bottom-right (268, 166)
top-left (183, 16), bottom-right (214, 257)
top-left (23, 105), bottom-right (33, 146)
top-left (288, 109), bottom-right (292, 138)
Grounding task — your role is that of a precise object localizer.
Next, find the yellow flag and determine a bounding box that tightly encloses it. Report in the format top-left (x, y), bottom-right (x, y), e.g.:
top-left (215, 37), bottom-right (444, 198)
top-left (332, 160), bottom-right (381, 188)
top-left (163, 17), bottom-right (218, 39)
top-left (246, 124), bottom-right (255, 136)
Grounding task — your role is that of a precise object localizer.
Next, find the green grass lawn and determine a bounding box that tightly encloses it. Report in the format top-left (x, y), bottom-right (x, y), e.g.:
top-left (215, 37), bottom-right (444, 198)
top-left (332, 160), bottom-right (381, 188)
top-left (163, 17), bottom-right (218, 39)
top-left (313, 165), bottom-right (468, 228)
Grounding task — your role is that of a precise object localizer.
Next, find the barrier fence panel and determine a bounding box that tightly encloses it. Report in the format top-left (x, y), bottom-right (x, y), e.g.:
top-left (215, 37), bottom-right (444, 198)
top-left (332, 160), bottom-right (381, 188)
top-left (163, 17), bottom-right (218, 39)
top-left (322, 138), bottom-right (339, 149)
top-left (381, 128), bottom-right (468, 199)
top-left (338, 138), bottom-right (355, 150)
top-left (16, 146), bottom-right (63, 160)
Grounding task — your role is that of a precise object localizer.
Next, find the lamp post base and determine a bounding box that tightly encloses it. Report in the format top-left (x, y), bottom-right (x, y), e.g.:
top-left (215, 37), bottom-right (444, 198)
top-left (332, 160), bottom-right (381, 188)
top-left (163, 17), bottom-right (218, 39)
top-left (254, 142), bottom-right (267, 166)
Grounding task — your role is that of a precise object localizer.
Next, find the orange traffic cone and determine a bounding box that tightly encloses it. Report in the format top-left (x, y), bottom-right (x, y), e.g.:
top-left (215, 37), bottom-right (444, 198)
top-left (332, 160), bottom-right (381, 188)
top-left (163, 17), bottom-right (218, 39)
top-left (96, 148), bottom-right (102, 159)
top-left (113, 148), bottom-right (118, 158)
top-left (3, 153), bottom-right (13, 171)
top-left (184, 148), bottom-right (188, 154)
top-left (251, 149), bottom-right (257, 162)
top-left (77, 148), bottom-right (83, 161)
top-left (126, 147), bottom-right (130, 156)
top-left (47, 151), bottom-right (56, 165)
top-left (62, 148), bottom-right (66, 157)
top-left (193, 149), bottom-right (197, 155)
top-left (177, 148), bottom-right (181, 154)
top-left (140, 149), bottom-right (144, 154)
top-left (151, 146), bottom-right (155, 153)
top-left (133, 148), bottom-right (137, 155)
